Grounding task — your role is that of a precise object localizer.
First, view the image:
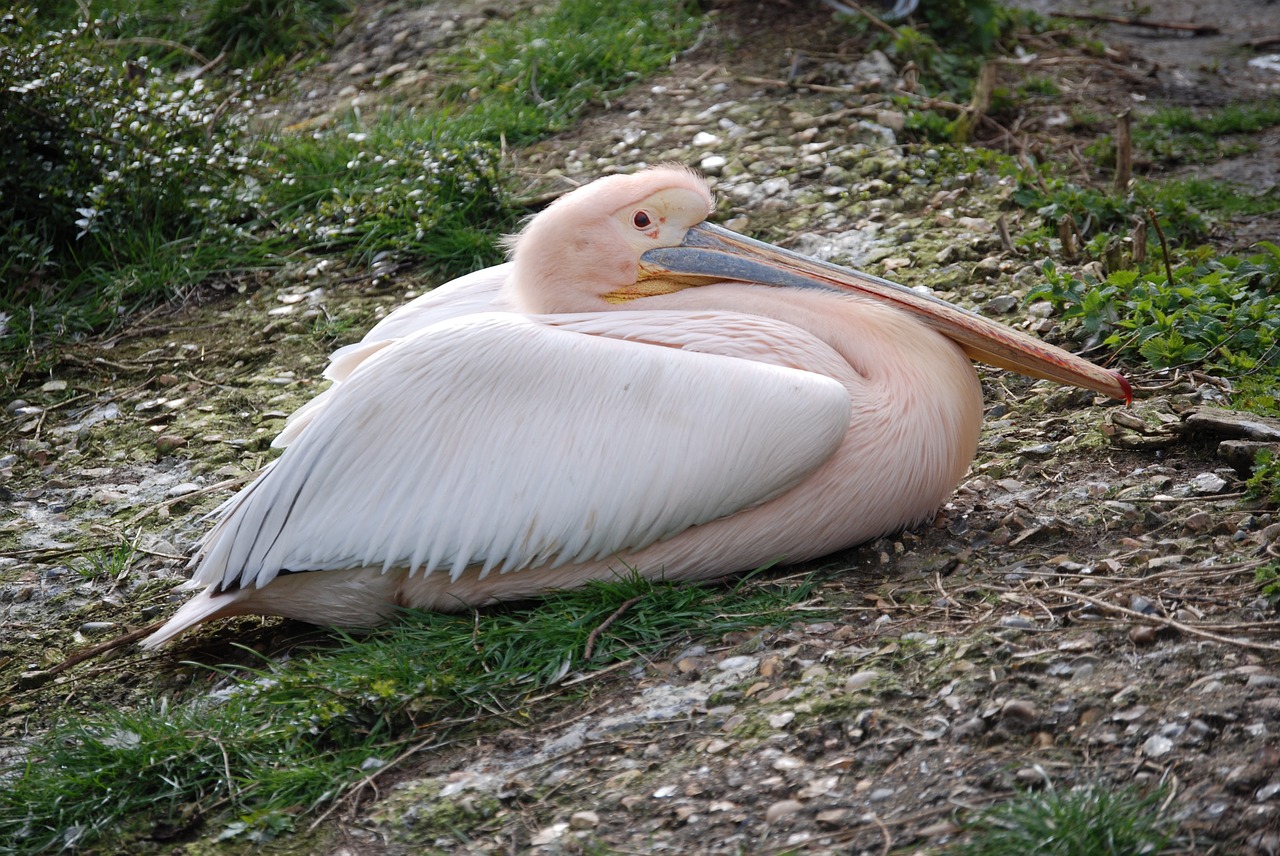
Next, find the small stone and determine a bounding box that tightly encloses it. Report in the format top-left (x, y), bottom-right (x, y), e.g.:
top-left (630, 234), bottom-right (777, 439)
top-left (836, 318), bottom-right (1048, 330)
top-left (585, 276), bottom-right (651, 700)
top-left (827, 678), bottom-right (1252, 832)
top-left (1184, 510), bottom-right (1213, 533)
top-left (155, 435), bottom-right (187, 454)
top-left (765, 799), bottom-right (804, 824)
top-left (165, 482), bottom-right (200, 498)
top-left (530, 822), bottom-right (569, 845)
top-left (844, 670), bottom-right (878, 691)
top-left (772, 754), bottom-right (805, 771)
top-left (1141, 735), bottom-right (1174, 758)
top-left (869, 787), bottom-right (895, 802)
top-left (759, 655), bottom-right (783, 677)
top-left (691, 131), bottom-right (721, 147)
top-left (984, 295), bottom-right (1018, 314)
top-left (1001, 699), bottom-right (1038, 721)
top-left (569, 810), bottom-right (599, 829)
top-left (718, 655), bottom-right (758, 672)
top-left (1130, 625), bottom-right (1158, 645)
top-left (1128, 594), bottom-right (1158, 615)
top-left (1190, 472), bottom-right (1228, 494)
top-left (768, 711), bottom-right (796, 729)
top-left (815, 808), bottom-right (851, 828)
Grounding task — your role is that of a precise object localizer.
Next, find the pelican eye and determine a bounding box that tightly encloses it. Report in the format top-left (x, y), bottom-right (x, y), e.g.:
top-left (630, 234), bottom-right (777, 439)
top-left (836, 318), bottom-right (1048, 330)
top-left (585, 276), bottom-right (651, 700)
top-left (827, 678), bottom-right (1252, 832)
top-left (632, 210), bottom-right (653, 230)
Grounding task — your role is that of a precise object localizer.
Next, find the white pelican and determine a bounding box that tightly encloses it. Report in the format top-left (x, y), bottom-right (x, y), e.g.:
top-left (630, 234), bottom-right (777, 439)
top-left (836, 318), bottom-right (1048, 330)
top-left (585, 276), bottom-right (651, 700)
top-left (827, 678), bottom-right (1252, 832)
top-left (143, 166), bottom-right (1129, 647)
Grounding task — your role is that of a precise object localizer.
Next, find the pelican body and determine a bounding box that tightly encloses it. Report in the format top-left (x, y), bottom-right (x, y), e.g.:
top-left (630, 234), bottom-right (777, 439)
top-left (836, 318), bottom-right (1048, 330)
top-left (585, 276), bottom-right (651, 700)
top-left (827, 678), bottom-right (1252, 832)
top-left (144, 167), bottom-right (1128, 647)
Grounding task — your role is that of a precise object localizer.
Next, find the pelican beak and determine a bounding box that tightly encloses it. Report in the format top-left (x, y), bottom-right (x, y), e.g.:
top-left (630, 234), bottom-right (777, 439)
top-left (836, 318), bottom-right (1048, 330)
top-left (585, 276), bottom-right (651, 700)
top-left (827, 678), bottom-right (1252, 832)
top-left (640, 222), bottom-right (1132, 404)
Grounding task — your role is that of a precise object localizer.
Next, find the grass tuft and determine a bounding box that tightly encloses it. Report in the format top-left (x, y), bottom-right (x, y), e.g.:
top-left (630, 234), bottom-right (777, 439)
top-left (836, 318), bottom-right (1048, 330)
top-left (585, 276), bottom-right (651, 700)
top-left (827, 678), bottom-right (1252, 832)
top-left (951, 784), bottom-right (1173, 856)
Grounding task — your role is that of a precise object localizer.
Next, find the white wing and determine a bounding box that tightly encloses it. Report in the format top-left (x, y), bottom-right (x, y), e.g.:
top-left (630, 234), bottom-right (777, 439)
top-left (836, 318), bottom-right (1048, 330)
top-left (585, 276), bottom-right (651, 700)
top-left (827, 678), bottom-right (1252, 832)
top-left (274, 263), bottom-right (513, 447)
top-left (195, 310), bottom-right (852, 592)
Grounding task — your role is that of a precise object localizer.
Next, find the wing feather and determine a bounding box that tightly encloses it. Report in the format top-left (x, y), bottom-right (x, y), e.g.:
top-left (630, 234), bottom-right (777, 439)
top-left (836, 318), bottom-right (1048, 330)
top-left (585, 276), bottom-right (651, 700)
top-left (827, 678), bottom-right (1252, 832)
top-left (194, 310), bottom-right (851, 592)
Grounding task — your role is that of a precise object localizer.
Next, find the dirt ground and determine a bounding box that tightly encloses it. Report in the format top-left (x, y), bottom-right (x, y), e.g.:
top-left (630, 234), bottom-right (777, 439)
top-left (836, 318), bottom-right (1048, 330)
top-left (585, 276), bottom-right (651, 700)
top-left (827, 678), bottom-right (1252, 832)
top-left (3, 0), bottom-right (1280, 854)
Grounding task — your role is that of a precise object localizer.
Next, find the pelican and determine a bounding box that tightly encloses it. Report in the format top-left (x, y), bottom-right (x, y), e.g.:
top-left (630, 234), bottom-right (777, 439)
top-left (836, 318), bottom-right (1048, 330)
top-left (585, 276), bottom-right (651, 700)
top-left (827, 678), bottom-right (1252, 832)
top-left (143, 166), bottom-right (1129, 647)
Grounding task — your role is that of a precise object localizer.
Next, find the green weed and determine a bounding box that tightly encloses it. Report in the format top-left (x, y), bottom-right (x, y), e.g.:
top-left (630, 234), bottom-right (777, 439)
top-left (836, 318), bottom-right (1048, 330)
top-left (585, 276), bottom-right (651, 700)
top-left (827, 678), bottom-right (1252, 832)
top-left (0, 572), bottom-right (815, 854)
top-left (950, 784), bottom-right (1173, 856)
top-left (1256, 562), bottom-right (1280, 603)
top-left (73, 542), bottom-right (137, 582)
top-left (1246, 450), bottom-right (1280, 507)
top-left (1027, 242), bottom-right (1280, 381)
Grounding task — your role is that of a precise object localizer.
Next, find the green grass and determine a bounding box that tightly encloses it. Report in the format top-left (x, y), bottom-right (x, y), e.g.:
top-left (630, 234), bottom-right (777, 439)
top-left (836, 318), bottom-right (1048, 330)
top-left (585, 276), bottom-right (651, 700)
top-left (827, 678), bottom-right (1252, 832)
top-left (435, 0), bottom-right (701, 146)
top-left (1136, 101), bottom-right (1280, 165)
top-left (950, 784), bottom-right (1173, 856)
top-left (31, 0), bottom-right (353, 68)
top-left (0, 572), bottom-right (816, 853)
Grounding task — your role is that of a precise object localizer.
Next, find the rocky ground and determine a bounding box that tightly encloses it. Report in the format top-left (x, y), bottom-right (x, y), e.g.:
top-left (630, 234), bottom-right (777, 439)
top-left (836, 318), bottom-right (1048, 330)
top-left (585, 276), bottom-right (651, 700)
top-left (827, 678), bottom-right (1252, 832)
top-left (3, 0), bottom-right (1280, 854)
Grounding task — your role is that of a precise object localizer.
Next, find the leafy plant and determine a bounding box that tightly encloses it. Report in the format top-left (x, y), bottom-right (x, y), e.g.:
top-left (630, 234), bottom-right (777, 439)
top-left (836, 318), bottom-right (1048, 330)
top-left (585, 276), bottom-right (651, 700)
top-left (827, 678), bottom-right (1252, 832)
top-left (951, 784), bottom-right (1173, 856)
top-left (0, 10), bottom-right (276, 362)
top-left (1027, 242), bottom-right (1280, 380)
top-left (1246, 450), bottom-right (1280, 507)
top-left (1256, 562), bottom-right (1280, 603)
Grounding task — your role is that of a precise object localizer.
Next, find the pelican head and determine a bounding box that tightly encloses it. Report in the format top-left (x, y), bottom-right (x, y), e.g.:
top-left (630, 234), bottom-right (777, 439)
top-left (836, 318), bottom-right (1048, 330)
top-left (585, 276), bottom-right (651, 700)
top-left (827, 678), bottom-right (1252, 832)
top-left (508, 166), bottom-right (1130, 403)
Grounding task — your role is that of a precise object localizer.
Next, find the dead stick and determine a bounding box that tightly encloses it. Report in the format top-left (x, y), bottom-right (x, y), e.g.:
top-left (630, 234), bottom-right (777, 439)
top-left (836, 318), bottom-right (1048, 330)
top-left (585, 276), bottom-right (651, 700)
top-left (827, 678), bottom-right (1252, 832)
top-left (45, 620), bottom-right (167, 678)
top-left (583, 595), bottom-right (645, 660)
top-left (1044, 588), bottom-right (1280, 653)
top-left (1115, 110), bottom-right (1132, 190)
top-left (1146, 207), bottom-right (1176, 287)
top-left (1048, 11), bottom-right (1220, 35)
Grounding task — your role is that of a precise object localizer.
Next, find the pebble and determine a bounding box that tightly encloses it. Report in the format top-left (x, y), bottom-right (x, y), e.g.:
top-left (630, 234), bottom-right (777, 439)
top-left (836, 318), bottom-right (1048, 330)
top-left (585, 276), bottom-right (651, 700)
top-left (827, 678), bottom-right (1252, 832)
top-left (844, 670), bottom-right (878, 691)
top-left (155, 435), bottom-right (187, 454)
top-left (765, 799), bottom-right (804, 824)
top-left (815, 808), bottom-right (851, 828)
top-left (772, 754), bottom-right (805, 771)
top-left (768, 711), bottom-right (795, 729)
top-left (1130, 625), bottom-right (1158, 645)
top-left (1191, 472), bottom-right (1228, 494)
top-left (1142, 735), bottom-right (1174, 757)
top-left (165, 482), bottom-right (200, 498)
top-left (569, 810), bottom-right (599, 829)
top-left (1001, 699), bottom-right (1038, 721)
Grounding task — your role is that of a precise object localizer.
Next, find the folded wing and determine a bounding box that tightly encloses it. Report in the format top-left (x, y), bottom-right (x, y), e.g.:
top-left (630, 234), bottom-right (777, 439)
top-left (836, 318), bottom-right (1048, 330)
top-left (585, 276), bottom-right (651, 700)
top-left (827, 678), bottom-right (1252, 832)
top-left (194, 310), bottom-right (852, 592)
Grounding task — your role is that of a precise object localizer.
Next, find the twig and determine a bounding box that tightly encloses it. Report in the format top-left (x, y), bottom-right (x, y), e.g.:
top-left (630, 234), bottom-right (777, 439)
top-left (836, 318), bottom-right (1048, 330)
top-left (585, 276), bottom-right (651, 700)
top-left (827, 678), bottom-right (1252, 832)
top-left (996, 215), bottom-right (1018, 255)
top-left (1147, 207), bottom-right (1175, 287)
top-left (1048, 11), bottom-right (1220, 35)
top-left (1044, 588), bottom-right (1280, 653)
top-left (871, 811), bottom-right (893, 856)
top-left (42, 620), bottom-right (167, 679)
top-left (125, 474), bottom-right (253, 526)
top-left (1114, 110), bottom-right (1132, 190)
top-left (582, 595), bottom-right (645, 660)
top-left (818, 0), bottom-right (900, 38)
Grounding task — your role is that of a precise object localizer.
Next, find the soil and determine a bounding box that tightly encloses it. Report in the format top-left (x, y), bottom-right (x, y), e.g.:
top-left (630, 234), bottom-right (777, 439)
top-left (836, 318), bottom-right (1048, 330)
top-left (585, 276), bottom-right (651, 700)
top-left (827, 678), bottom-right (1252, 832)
top-left (3, 1), bottom-right (1280, 854)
